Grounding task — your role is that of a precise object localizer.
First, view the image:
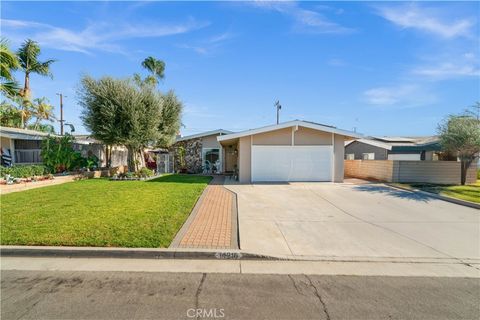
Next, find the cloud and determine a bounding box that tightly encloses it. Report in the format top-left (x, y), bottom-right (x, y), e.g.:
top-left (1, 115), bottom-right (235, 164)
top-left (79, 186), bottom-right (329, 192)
top-left (327, 58), bottom-right (346, 67)
top-left (251, 1), bottom-right (354, 34)
top-left (178, 31), bottom-right (236, 55)
top-left (374, 3), bottom-right (475, 38)
top-left (0, 18), bottom-right (209, 55)
top-left (411, 52), bottom-right (480, 80)
top-left (364, 84), bottom-right (437, 108)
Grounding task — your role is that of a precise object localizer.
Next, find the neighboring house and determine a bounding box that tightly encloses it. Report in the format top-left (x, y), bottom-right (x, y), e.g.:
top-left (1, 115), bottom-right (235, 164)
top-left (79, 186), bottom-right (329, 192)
top-left (345, 136), bottom-right (444, 161)
top-left (73, 135), bottom-right (128, 168)
top-left (171, 129), bottom-right (233, 174)
top-left (0, 126), bottom-right (52, 166)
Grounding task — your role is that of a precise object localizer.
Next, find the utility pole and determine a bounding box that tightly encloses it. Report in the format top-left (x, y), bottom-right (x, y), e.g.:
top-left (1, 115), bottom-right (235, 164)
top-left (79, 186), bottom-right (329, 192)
top-left (56, 93), bottom-right (66, 135)
top-left (275, 100), bottom-right (282, 124)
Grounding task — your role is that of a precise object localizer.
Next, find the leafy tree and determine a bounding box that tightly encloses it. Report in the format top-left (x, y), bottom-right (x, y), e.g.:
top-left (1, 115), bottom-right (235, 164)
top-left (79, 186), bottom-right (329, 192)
top-left (438, 105), bottom-right (480, 185)
top-left (0, 101), bottom-right (22, 127)
top-left (27, 123), bottom-right (55, 134)
top-left (157, 91), bottom-right (182, 147)
top-left (17, 39), bottom-right (55, 99)
top-left (79, 76), bottom-right (162, 172)
top-left (0, 38), bottom-right (20, 97)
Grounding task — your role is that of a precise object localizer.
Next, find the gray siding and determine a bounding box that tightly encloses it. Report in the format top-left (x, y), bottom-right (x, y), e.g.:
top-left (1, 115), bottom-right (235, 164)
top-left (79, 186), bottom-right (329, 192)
top-left (345, 141), bottom-right (388, 160)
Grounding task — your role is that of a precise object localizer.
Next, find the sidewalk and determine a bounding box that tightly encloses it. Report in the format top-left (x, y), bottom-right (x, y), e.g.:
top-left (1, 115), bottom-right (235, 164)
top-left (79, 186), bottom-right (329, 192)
top-left (0, 175), bottom-right (76, 195)
top-left (170, 175), bottom-right (238, 249)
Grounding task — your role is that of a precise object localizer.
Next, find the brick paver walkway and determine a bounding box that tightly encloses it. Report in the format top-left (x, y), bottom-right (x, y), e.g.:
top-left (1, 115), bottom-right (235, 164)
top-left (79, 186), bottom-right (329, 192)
top-left (171, 176), bottom-right (238, 249)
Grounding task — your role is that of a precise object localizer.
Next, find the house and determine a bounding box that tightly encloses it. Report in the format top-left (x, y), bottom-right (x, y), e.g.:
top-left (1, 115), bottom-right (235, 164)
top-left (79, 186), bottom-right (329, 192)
top-left (344, 136), bottom-right (445, 161)
top-left (0, 127), bottom-right (129, 168)
top-left (171, 120), bottom-right (361, 183)
top-left (0, 126), bottom-right (52, 166)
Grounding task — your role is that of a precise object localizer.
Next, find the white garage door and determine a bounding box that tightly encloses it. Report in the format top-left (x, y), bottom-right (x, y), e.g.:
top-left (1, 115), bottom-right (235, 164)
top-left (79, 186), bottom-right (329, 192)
top-left (251, 145), bottom-right (332, 182)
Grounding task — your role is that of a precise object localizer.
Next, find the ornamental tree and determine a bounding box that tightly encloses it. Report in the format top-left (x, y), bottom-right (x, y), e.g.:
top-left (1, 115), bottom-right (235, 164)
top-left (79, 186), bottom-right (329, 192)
top-left (437, 105), bottom-right (480, 185)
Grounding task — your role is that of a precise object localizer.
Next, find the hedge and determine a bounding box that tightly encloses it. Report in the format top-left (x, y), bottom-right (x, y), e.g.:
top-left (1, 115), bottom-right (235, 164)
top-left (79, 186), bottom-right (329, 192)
top-left (0, 165), bottom-right (47, 178)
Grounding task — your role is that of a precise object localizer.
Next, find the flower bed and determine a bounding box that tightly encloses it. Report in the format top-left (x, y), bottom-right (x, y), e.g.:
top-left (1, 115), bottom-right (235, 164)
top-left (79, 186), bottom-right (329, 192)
top-left (0, 165), bottom-right (54, 185)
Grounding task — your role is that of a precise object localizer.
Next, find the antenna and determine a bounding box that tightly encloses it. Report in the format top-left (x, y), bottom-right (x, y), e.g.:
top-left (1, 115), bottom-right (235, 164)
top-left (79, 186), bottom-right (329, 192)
top-left (275, 100), bottom-right (282, 124)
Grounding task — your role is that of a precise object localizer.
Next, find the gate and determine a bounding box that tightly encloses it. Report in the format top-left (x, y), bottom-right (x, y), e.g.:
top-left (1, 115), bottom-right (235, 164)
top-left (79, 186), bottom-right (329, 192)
top-left (157, 153), bottom-right (174, 174)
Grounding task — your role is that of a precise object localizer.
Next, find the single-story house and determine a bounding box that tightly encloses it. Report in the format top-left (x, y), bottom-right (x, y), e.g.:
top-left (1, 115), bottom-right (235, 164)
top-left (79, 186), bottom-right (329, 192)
top-left (0, 126), bottom-right (51, 166)
top-left (173, 120), bottom-right (361, 183)
top-left (344, 136), bottom-right (446, 161)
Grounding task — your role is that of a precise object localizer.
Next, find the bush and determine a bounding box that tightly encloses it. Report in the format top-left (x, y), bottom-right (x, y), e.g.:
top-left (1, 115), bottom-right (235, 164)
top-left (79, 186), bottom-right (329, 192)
top-left (136, 167), bottom-right (154, 178)
top-left (477, 169), bottom-right (480, 180)
top-left (0, 165), bottom-right (46, 178)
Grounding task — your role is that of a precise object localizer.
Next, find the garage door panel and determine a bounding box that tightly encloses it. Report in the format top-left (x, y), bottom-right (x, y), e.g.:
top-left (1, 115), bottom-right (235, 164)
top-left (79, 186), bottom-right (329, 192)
top-left (251, 146), bottom-right (332, 182)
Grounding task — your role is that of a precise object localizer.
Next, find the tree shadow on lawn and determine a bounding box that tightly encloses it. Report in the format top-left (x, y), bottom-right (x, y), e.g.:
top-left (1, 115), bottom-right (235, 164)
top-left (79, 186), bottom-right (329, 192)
top-left (353, 184), bottom-right (432, 203)
top-left (146, 174), bottom-right (213, 184)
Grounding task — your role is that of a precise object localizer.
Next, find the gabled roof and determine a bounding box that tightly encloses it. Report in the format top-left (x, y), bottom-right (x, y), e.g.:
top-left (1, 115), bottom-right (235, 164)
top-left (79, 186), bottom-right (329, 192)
top-left (217, 120), bottom-right (362, 142)
top-left (0, 126), bottom-right (55, 140)
top-left (176, 129), bottom-right (233, 142)
top-left (346, 136), bottom-right (441, 151)
top-left (345, 138), bottom-right (392, 150)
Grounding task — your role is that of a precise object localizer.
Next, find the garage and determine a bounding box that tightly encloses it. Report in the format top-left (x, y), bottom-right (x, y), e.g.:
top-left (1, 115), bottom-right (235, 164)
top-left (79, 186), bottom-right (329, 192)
top-left (217, 120), bottom-right (362, 183)
top-left (251, 145), bottom-right (332, 182)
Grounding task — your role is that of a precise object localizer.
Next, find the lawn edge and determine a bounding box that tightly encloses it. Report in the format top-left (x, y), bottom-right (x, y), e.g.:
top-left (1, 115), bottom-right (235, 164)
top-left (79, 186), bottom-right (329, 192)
top-left (386, 183), bottom-right (480, 210)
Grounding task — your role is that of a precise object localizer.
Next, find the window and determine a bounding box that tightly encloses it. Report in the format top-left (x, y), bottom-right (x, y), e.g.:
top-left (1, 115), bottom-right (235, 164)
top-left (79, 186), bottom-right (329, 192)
top-left (346, 154), bottom-right (354, 160)
top-left (362, 153), bottom-right (375, 160)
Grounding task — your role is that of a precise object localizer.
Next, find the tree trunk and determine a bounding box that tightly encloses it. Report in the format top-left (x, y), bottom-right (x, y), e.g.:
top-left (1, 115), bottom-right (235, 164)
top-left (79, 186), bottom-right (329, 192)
top-left (126, 145), bottom-right (136, 173)
top-left (105, 144), bottom-right (110, 168)
top-left (23, 72), bottom-right (30, 99)
top-left (460, 159), bottom-right (472, 186)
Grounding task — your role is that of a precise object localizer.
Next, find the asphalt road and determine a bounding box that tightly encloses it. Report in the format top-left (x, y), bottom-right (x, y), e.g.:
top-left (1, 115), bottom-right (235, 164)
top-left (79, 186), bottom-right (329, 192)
top-left (2, 270), bottom-right (479, 320)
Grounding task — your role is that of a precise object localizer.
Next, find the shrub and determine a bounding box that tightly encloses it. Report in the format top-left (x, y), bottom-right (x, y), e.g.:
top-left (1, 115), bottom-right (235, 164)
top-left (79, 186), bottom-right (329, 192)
top-left (477, 169), bottom-right (480, 180)
top-left (41, 135), bottom-right (79, 173)
top-left (136, 167), bottom-right (154, 178)
top-left (0, 165), bottom-right (46, 178)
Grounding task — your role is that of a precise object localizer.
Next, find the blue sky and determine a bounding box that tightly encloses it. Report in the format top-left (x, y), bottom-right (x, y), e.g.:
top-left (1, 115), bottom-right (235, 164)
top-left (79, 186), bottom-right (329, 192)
top-left (1, 1), bottom-right (479, 137)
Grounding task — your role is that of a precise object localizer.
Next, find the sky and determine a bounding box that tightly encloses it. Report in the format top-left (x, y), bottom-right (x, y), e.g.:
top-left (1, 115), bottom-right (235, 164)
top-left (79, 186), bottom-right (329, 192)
top-left (1, 1), bottom-right (479, 137)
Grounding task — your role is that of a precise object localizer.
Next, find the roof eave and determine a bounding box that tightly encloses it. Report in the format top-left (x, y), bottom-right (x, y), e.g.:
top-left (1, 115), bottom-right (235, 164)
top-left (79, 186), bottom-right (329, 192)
top-left (217, 120), bottom-right (363, 142)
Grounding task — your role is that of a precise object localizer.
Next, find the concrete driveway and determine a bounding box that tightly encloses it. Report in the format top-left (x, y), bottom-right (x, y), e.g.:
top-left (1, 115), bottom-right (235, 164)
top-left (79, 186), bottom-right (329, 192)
top-left (225, 182), bottom-right (479, 261)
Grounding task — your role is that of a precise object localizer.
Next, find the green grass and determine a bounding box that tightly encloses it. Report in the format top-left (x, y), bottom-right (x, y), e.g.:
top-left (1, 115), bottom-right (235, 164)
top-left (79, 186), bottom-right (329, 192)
top-left (404, 181), bottom-right (480, 204)
top-left (0, 174), bottom-right (212, 247)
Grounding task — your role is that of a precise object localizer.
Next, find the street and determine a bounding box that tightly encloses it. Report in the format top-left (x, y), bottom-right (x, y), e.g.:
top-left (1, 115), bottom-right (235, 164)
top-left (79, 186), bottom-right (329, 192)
top-left (2, 270), bottom-right (479, 320)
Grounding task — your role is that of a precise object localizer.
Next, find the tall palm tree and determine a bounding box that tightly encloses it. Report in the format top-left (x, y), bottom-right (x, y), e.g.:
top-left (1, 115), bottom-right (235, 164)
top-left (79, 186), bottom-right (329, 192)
top-left (17, 39), bottom-right (55, 99)
top-left (0, 38), bottom-right (20, 97)
top-left (32, 97), bottom-right (55, 130)
top-left (141, 56), bottom-right (165, 86)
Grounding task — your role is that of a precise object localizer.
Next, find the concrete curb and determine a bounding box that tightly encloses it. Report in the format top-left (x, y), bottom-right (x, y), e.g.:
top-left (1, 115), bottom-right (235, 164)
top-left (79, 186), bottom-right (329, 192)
top-left (386, 183), bottom-right (480, 210)
top-left (0, 246), bottom-right (280, 261)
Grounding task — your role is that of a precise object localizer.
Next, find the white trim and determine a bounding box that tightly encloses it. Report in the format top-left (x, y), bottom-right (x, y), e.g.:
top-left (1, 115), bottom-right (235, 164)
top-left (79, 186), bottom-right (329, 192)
top-left (217, 120), bottom-right (363, 142)
top-left (250, 135), bottom-right (253, 183)
top-left (176, 129), bottom-right (233, 142)
top-left (331, 132), bottom-right (334, 182)
top-left (348, 138), bottom-right (393, 150)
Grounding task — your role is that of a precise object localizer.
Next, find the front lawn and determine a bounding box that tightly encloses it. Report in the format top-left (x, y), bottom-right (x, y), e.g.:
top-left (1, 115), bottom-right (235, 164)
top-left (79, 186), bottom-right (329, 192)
top-left (0, 174), bottom-right (211, 247)
top-left (398, 181), bottom-right (480, 204)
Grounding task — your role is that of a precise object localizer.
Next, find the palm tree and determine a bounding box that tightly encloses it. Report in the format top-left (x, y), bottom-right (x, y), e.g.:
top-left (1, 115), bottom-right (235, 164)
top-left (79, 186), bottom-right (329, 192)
top-left (17, 39), bottom-right (55, 99)
top-left (0, 38), bottom-right (20, 97)
top-left (32, 97), bottom-right (55, 130)
top-left (141, 56), bottom-right (165, 86)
